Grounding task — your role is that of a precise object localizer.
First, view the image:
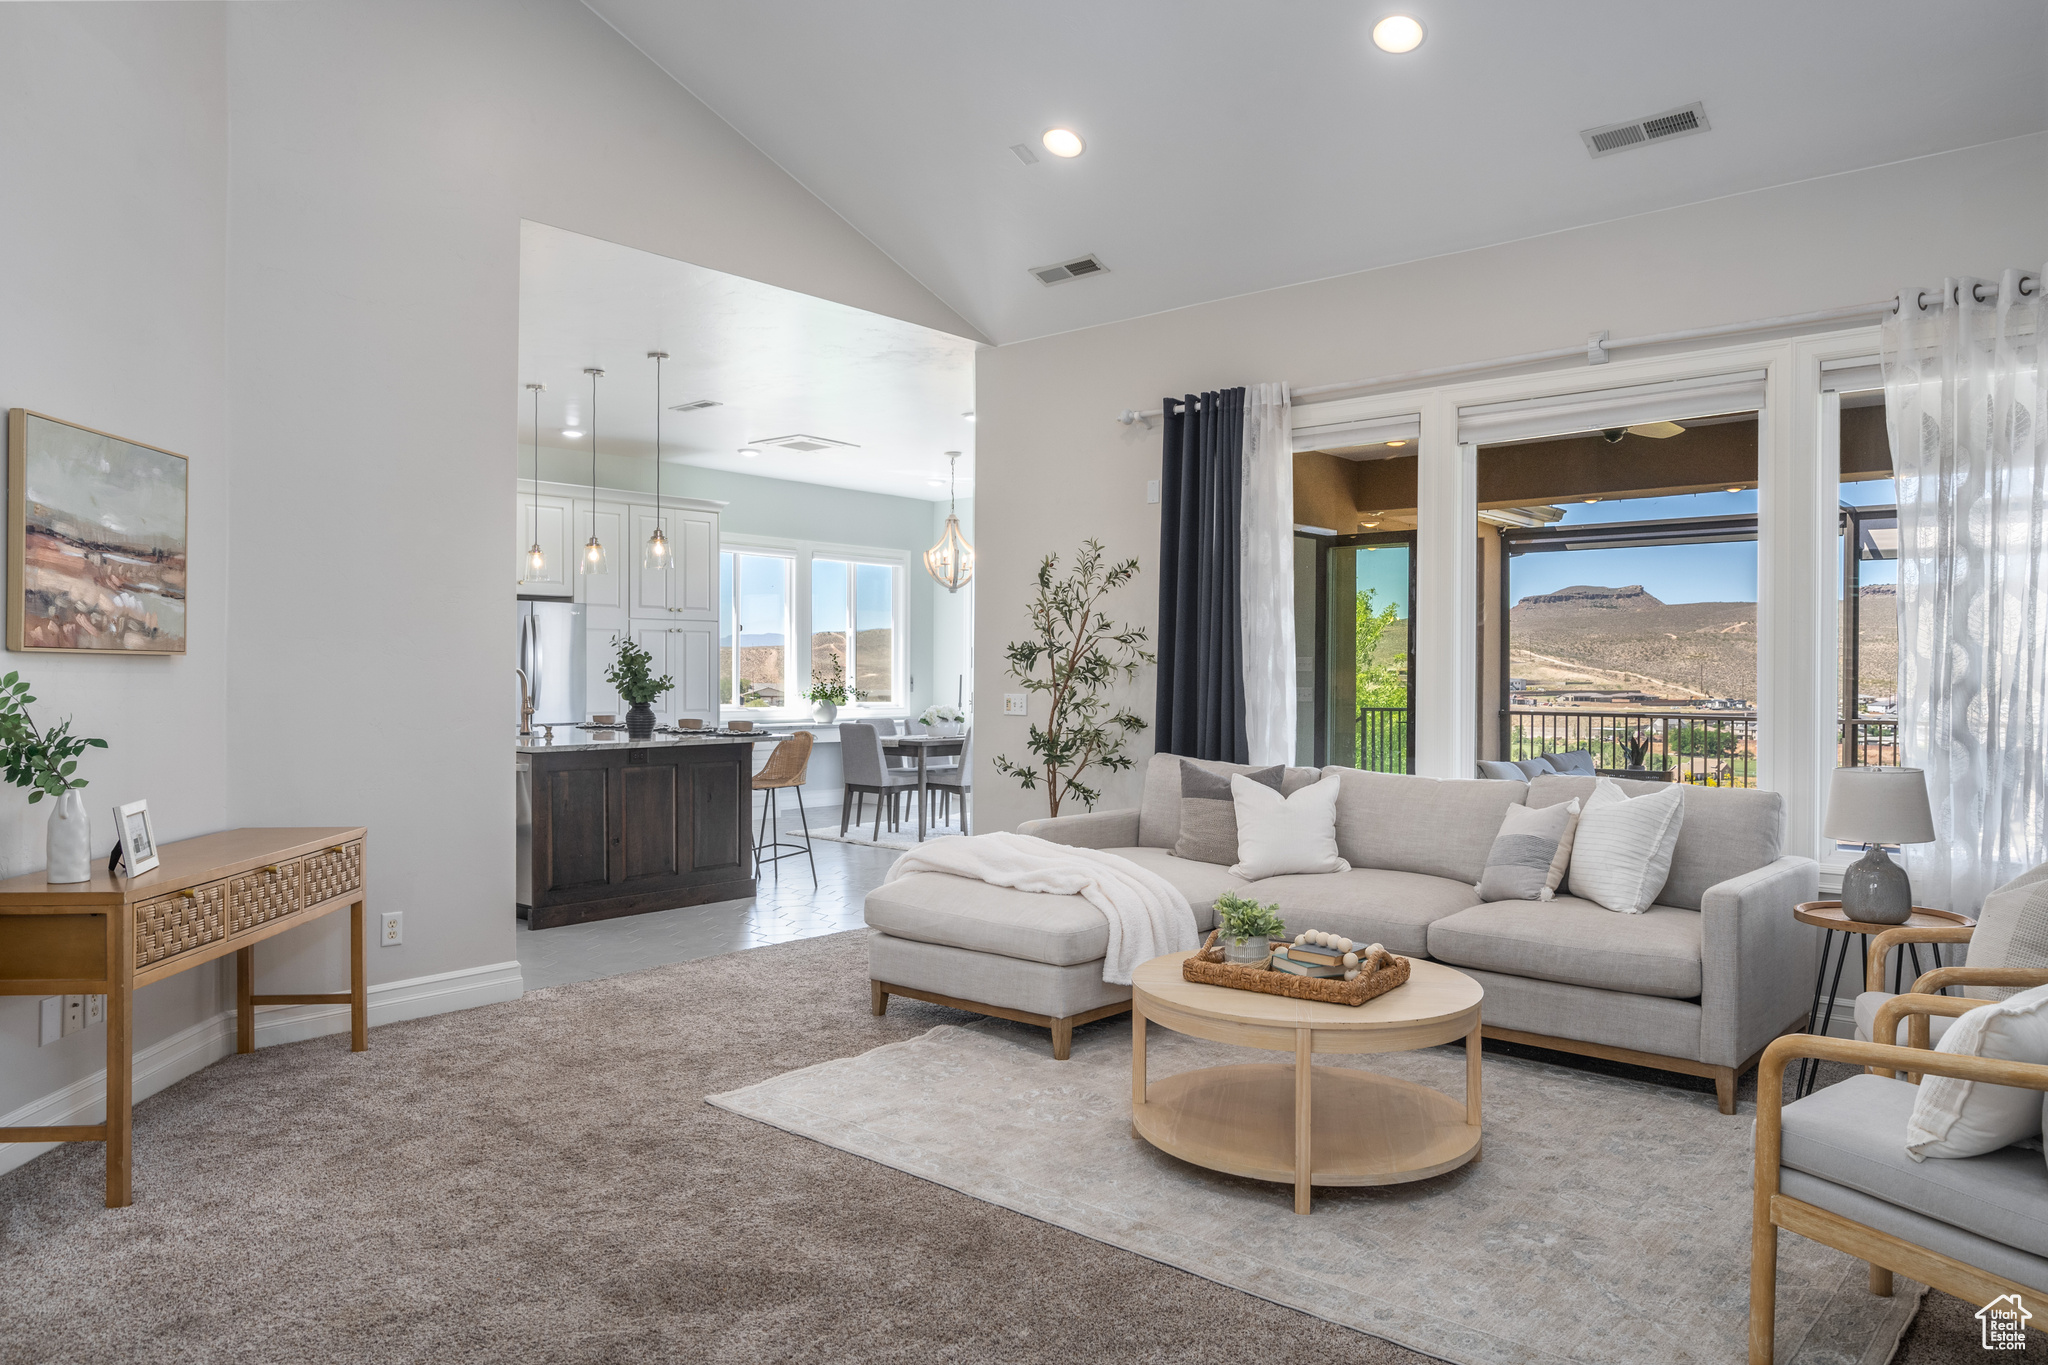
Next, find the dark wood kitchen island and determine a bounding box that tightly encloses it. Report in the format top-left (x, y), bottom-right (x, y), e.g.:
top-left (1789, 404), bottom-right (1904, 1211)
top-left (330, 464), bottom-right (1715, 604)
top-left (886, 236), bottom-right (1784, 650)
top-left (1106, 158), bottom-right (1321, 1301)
top-left (516, 730), bottom-right (758, 929)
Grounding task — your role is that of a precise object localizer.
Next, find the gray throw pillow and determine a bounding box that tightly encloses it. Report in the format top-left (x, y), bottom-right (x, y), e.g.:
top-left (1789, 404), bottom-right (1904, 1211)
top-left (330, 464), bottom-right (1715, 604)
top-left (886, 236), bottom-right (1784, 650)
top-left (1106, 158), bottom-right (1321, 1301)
top-left (1476, 799), bottom-right (1582, 902)
top-left (1512, 756), bottom-right (1557, 781)
top-left (1174, 761), bottom-right (1284, 865)
top-left (1476, 759), bottom-right (1527, 781)
top-left (1541, 749), bottom-right (1597, 776)
top-left (1966, 863), bottom-right (2048, 1000)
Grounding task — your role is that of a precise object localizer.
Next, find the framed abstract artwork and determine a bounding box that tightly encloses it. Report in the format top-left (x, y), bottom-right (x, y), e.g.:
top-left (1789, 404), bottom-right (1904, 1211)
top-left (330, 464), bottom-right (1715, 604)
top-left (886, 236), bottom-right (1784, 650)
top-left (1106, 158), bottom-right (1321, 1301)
top-left (7, 409), bottom-right (188, 654)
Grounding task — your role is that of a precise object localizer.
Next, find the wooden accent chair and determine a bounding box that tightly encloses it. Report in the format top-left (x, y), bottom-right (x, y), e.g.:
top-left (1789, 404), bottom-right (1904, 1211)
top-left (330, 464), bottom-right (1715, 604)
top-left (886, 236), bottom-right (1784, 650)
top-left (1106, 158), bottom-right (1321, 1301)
top-left (753, 730), bottom-right (816, 883)
top-left (1749, 959), bottom-right (2048, 1364)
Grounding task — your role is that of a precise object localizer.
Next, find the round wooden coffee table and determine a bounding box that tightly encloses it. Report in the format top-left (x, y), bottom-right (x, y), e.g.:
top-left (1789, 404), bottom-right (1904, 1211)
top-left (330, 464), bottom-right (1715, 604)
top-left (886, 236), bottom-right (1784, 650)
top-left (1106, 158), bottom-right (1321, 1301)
top-left (1130, 952), bottom-right (1483, 1214)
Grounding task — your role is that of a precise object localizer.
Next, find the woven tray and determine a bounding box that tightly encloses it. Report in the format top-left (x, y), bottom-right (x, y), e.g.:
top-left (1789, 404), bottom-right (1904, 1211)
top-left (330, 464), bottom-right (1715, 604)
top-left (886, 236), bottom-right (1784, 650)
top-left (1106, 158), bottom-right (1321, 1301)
top-left (1182, 930), bottom-right (1411, 1007)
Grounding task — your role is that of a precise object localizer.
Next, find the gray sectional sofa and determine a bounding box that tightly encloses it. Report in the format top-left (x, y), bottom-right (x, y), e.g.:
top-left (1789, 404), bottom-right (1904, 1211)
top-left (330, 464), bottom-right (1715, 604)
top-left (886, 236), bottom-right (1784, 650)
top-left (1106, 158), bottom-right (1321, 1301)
top-left (864, 753), bottom-right (1820, 1111)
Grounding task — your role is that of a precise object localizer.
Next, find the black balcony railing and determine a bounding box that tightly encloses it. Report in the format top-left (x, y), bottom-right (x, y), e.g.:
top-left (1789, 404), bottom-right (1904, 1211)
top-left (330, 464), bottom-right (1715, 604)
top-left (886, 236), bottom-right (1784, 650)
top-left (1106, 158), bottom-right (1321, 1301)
top-left (1842, 717), bottom-right (1898, 767)
top-left (1356, 705), bottom-right (1411, 774)
top-left (1507, 709), bottom-right (1757, 786)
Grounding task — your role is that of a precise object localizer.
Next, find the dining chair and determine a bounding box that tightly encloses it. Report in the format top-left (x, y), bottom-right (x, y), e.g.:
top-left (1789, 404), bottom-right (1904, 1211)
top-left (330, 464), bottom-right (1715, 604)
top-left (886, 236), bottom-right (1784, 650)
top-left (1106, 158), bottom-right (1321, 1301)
top-left (839, 723), bottom-right (919, 839)
top-left (752, 730), bottom-right (816, 884)
top-left (879, 717), bottom-right (916, 771)
top-left (926, 729), bottom-right (970, 832)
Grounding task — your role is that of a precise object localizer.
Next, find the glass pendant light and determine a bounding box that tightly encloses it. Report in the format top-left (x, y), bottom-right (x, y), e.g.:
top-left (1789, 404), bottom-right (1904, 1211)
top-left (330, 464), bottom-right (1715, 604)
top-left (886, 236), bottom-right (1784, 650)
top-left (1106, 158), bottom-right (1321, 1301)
top-left (523, 381), bottom-right (546, 580)
top-left (644, 351), bottom-right (672, 572)
top-left (579, 366), bottom-right (606, 575)
top-left (924, 450), bottom-right (974, 593)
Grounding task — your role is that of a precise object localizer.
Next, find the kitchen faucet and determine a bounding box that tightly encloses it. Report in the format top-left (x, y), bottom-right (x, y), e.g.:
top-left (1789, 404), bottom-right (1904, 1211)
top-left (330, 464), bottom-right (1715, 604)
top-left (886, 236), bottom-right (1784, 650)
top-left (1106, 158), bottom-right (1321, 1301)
top-left (517, 667), bottom-right (535, 737)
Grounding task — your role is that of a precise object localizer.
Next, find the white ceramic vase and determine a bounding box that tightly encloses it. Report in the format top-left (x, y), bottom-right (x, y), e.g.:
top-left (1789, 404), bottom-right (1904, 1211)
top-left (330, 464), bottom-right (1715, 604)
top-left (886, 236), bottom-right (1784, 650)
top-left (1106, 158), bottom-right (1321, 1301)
top-left (811, 700), bottom-right (838, 725)
top-left (46, 788), bottom-right (91, 884)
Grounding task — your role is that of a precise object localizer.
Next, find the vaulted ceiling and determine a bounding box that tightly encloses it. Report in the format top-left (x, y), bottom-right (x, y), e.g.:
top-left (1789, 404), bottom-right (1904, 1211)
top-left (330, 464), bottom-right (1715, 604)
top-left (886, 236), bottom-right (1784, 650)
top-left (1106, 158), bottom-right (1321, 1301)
top-left (588, 0), bottom-right (2048, 344)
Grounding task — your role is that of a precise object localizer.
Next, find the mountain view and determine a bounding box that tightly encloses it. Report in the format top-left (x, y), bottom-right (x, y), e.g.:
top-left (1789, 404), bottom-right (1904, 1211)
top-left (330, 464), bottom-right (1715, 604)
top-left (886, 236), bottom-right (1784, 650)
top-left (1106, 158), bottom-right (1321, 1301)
top-left (1507, 583), bottom-right (1898, 705)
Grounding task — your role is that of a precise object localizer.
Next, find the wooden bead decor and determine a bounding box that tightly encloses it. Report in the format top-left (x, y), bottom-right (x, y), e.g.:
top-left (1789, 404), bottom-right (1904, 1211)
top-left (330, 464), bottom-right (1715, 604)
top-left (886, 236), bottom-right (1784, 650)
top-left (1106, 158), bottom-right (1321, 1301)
top-left (1182, 929), bottom-right (1411, 1006)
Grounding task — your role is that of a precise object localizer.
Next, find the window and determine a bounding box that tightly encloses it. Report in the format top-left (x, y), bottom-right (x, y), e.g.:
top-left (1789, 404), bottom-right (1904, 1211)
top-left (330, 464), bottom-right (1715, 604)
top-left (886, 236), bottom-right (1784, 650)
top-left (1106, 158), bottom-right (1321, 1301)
top-left (719, 550), bottom-right (792, 709)
top-left (718, 538), bottom-right (907, 716)
top-left (812, 557), bottom-right (899, 706)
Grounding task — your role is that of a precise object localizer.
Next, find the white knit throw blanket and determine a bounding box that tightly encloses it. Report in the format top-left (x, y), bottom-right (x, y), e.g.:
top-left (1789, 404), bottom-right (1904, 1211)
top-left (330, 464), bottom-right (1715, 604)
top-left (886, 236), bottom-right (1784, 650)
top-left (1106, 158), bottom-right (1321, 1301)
top-left (885, 832), bottom-right (1199, 985)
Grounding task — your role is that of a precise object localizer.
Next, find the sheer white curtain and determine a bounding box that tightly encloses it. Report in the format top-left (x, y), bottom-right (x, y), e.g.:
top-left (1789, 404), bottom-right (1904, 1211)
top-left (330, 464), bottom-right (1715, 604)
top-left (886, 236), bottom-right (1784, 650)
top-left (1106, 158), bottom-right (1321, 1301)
top-left (1240, 382), bottom-right (1295, 765)
top-left (1881, 269), bottom-right (2048, 913)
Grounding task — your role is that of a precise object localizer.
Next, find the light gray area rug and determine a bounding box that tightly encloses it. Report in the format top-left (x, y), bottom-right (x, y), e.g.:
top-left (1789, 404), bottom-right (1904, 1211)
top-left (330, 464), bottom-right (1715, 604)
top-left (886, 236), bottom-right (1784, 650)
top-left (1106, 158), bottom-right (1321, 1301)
top-left (712, 1020), bottom-right (1923, 1365)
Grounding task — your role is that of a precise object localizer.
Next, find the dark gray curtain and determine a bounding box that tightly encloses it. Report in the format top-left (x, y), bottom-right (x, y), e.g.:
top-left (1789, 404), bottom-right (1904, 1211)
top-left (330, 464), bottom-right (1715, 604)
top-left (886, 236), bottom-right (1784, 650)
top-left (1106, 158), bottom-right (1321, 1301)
top-left (1155, 387), bottom-right (1247, 762)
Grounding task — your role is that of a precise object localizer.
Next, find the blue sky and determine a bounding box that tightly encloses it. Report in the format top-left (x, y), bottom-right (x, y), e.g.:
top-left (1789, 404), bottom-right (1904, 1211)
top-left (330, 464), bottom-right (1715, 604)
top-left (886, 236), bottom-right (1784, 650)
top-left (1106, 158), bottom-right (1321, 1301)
top-left (1506, 480), bottom-right (1897, 605)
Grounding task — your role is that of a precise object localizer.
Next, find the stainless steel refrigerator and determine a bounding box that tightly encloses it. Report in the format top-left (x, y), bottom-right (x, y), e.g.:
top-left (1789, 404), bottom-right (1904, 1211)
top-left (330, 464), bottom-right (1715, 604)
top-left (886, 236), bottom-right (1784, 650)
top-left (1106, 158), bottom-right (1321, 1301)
top-left (517, 599), bottom-right (587, 726)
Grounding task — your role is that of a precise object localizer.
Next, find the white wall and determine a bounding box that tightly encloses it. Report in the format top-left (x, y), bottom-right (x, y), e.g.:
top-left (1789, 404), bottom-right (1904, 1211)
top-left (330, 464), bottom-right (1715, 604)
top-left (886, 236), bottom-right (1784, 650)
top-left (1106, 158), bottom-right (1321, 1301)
top-left (0, 0), bottom-right (976, 1146)
top-left (221, 0), bottom-right (976, 1003)
top-left (0, 4), bottom-right (230, 1123)
top-left (972, 133), bottom-right (2048, 834)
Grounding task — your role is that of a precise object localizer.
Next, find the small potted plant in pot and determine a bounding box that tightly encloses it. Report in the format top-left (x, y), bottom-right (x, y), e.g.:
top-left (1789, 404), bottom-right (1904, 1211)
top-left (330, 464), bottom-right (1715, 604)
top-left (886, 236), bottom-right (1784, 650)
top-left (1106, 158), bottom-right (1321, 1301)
top-left (604, 636), bottom-right (673, 740)
top-left (1214, 892), bottom-right (1286, 966)
top-left (0, 671), bottom-right (108, 883)
top-left (801, 654), bottom-right (867, 725)
top-left (918, 703), bottom-right (966, 737)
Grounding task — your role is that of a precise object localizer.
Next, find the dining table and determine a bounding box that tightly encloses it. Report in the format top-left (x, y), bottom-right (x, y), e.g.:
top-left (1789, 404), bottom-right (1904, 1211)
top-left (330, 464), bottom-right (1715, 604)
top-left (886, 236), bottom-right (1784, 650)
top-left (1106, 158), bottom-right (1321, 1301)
top-left (880, 733), bottom-right (967, 842)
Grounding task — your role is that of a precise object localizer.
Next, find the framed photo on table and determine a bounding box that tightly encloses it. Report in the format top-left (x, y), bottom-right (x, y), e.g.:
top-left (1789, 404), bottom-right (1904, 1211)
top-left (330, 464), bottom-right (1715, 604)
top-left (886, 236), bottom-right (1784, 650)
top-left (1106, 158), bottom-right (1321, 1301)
top-left (112, 800), bottom-right (159, 877)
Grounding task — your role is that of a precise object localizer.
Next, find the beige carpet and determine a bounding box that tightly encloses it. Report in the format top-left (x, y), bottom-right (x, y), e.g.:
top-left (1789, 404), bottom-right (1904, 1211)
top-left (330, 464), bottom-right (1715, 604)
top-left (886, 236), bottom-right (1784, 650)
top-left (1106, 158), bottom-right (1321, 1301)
top-left (0, 930), bottom-right (2026, 1363)
top-left (710, 1018), bottom-right (1917, 1365)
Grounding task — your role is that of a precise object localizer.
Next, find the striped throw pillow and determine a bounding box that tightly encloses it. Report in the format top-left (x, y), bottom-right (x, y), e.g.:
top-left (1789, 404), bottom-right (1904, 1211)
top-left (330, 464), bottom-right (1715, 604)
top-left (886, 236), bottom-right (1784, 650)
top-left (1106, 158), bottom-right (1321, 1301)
top-left (1567, 778), bottom-right (1685, 914)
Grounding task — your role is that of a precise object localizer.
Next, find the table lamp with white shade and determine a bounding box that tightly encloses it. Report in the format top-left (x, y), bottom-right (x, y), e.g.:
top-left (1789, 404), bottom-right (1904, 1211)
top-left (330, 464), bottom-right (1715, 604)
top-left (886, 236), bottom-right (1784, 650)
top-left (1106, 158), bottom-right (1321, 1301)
top-left (1822, 767), bottom-right (1936, 924)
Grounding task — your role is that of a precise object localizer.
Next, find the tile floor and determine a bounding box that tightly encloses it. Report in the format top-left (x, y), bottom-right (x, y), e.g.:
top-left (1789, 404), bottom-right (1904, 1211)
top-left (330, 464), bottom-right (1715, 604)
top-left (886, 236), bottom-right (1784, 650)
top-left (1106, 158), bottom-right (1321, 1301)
top-left (515, 816), bottom-right (901, 989)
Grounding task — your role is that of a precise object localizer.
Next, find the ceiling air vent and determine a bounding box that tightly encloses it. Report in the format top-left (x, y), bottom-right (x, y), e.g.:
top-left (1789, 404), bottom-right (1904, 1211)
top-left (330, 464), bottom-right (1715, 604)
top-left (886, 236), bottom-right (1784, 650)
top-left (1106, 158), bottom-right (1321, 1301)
top-left (1031, 254), bottom-right (1109, 286)
top-left (668, 399), bottom-right (722, 412)
top-left (748, 433), bottom-right (860, 453)
top-left (1580, 102), bottom-right (1709, 159)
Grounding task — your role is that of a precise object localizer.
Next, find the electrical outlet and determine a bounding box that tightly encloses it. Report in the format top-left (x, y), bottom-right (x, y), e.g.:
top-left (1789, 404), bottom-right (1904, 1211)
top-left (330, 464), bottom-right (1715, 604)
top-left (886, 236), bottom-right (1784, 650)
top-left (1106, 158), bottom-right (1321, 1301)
top-left (62, 995), bottom-right (85, 1036)
top-left (86, 994), bottom-right (105, 1027)
top-left (1146, 479), bottom-right (1160, 504)
top-left (1003, 693), bottom-right (1027, 716)
top-left (380, 911), bottom-right (403, 946)
top-left (39, 996), bottom-right (61, 1046)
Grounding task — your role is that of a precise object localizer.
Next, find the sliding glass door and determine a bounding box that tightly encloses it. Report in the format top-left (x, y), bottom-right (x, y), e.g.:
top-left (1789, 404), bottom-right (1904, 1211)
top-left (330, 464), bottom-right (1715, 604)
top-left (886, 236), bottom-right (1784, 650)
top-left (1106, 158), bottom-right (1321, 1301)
top-left (1298, 531), bottom-right (1415, 771)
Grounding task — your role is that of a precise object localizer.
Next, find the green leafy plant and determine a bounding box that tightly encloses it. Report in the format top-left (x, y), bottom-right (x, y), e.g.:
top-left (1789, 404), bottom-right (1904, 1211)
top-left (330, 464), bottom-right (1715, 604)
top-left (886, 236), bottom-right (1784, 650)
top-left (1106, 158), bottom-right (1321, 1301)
top-left (991, 541), bottom-right (1154, 817)
top-left (801, 653), bottom-right (868, 707)
top-left (604, 636), bottom-right (674, 706)
top-left (1214, 893), bottom-right (1285, 945)
top-left (0, 672), bottom-right (107, 802)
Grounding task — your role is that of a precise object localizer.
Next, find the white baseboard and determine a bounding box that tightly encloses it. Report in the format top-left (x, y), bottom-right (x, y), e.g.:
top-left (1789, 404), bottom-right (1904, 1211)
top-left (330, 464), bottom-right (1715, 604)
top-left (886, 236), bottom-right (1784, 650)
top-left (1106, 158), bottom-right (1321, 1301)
top-left (0, 958), bottom-right (524, 1179)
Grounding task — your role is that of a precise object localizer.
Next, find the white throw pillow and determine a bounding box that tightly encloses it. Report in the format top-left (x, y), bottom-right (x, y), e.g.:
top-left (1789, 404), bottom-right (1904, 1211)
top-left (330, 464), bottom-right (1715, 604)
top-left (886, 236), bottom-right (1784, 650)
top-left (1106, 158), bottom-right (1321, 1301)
top-left (1229, 771), bottom-right (1351, 880)
top-left (1907, 983), bottom-right (2048, 1161)
top-left (1566, 778), bottom-right (1685, 914)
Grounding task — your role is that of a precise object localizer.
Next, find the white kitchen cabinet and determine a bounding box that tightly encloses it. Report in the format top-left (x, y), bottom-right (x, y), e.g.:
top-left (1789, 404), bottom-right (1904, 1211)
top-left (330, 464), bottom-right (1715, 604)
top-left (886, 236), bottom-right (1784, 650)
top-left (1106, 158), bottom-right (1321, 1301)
top-left (629, 504), bottom-right (719, 621)
top-left (515, 492), bottom-right (575, 598)
top-left (621, 624), bottom-right (719, 725)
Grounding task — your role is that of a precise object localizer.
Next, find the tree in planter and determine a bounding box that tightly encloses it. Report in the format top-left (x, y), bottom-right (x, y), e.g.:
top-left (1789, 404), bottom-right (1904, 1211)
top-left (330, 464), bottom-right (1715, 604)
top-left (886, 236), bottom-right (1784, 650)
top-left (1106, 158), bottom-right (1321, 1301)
top-left (992, 540), bottom-right (1154, 818)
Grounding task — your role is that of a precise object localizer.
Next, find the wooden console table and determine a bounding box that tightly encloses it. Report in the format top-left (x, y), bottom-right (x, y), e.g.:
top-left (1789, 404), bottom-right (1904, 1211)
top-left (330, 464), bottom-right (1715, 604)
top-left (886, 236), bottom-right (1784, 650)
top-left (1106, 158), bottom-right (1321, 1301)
top-left (0, 826), bottom-right (368, 1206)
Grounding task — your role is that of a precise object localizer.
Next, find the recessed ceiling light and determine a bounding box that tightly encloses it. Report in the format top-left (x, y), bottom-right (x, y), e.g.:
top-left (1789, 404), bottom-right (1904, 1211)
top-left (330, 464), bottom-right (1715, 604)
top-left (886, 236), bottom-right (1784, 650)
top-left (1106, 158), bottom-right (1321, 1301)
top-left (1371, 15), bottom-right (1425, 52)
top-left (562, 429), bottom-right (582, 438)
top-left (1041, 128), bottom-right (1085, 158)
top-left (1728, 486), bottom-right (1743, 493)
top-left (1584, 497), bottom-right (1601, 504)
top-left (740, 448), bottom-right (760, 458)
top-left (1385, 439), bottom-right (1407, 448)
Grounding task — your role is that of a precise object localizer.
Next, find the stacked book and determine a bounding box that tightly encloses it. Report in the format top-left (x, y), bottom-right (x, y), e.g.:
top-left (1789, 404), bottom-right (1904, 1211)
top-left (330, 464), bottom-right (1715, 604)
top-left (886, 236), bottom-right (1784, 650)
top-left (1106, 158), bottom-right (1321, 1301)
top-left (1270, 939), bottom-right (1352, 978)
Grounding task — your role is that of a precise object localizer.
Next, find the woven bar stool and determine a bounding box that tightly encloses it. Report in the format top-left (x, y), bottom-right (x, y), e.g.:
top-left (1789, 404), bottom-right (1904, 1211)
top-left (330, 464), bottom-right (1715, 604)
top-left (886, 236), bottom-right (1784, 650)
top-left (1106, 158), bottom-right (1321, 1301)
top-left (753, 730), bottom-right (817, 884)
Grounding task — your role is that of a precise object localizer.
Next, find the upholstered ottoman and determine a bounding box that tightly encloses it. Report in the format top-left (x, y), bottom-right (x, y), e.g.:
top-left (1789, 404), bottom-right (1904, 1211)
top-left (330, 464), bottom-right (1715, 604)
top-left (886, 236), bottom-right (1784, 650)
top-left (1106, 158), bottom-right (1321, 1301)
top-left (864, 870), bottom-right (1139, 1059)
